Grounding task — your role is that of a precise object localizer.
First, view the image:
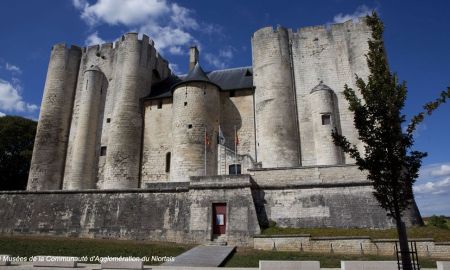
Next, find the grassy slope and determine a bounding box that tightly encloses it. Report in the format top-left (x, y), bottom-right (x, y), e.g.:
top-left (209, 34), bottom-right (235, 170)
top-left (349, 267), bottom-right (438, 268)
top-left (261, 226), bottom-right (450, 242)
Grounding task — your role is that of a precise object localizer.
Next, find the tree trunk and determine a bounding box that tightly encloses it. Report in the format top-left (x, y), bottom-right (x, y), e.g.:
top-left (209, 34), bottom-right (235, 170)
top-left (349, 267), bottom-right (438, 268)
top-left (395, 212), bottom-right (413, 270)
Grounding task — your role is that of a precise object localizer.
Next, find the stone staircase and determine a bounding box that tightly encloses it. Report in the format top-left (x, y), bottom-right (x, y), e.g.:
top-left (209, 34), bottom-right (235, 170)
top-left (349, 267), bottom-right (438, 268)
top-left (208, 235), bottom-right (228, 246)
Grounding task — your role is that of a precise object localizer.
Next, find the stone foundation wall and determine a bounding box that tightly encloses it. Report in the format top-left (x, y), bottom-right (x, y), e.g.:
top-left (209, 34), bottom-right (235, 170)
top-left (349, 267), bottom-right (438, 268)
top-left (249, 165), bottom-right (422, 228)
top-left (0, 175), bottom-right (259, 246)
top-left (254, 235), bottom-right (450, 259)
top-left (1, 168), bottom-right (422, 246)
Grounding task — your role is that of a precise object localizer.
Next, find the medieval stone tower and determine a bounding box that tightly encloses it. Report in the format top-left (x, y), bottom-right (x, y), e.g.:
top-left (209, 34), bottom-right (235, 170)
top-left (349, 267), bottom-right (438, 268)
top-left (0, 18), bottom-right (422, 246)
top-left (27, 33), bottom-right (171, 190)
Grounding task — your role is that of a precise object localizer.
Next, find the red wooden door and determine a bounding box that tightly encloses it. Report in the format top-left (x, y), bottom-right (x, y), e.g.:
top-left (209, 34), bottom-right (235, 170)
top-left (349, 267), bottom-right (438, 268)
top-left (212, 203), bottom-right (226, 235)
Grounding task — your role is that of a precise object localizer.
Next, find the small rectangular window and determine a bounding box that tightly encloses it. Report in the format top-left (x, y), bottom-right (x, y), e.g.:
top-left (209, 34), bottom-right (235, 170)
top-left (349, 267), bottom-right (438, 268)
top-left (157, 100), bottom-right (163, 109)
top-left (106, 118), bottom-right (111, 123)
top-left (100, 146), bottom-right (107, 156)
top-left (188, 124), bottom-right (193, 129)
top-left (322, 114), bottom-right (331, 125)
top-left (184, 102), bottom-right (188, 106)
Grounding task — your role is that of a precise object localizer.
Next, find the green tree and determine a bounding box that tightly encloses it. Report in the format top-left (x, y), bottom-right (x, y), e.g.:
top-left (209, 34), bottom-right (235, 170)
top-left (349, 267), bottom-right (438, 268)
top-left (331, 13), bottom-right (450, 270)
top-left (0, 115), bottom-right (37, 190)
top-left (428, 215), bottom-right (448, 229)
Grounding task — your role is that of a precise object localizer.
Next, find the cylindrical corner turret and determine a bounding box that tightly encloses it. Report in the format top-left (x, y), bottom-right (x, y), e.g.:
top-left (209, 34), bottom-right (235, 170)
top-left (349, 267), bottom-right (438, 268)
top-left (101, 33), bottom-right (154, 189)
top-left (64, 66), bottom-right (105, 190)
top-left (170, 63), bottom-right (220, 182)
top-left (27, 44), bottom-right (81, 190)
top-left (309, 83), bottom-right (342, 165)
top-left (251, 26), bottom-right (300, 168)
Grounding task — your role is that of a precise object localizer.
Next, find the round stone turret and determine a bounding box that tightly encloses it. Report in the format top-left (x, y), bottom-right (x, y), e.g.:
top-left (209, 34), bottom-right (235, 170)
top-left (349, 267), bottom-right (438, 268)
top-left (64, 66), bottom-right (105, 190)
top-left (27, 44), bottom-right (81, 190)
top-left (251, 26), bottom-right (300, 168)
top-left (170, 63), bottom-right (220, 182)
top-left (309, 82), bottom-right (342, 165)
top-left (101, 33), bottom-right (154, 189)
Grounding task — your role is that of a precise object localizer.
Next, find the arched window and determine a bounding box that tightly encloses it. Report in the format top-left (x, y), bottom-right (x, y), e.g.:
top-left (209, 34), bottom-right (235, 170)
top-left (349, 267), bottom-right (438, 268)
top-left (165, 152), bottom-right (171, 173)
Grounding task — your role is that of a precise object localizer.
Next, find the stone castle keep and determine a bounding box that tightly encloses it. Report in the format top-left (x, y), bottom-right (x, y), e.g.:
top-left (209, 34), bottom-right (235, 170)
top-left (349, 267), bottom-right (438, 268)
top-left (0, 18), bottom-right (422, 245)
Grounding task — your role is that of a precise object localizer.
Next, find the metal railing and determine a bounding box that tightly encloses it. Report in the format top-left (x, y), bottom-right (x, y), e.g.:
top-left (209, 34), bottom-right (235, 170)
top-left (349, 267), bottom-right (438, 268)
top-left (395, 241), bottom-right (421, 270)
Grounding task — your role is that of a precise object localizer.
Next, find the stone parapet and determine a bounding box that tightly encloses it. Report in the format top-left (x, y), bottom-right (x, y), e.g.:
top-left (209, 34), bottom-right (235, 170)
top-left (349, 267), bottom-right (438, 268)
top-left (254, 235), bottom-right (450, 259)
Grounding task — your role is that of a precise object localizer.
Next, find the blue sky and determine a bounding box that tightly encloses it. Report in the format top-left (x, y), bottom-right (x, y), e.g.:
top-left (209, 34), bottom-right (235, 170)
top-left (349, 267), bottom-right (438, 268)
top-left (0, 0), bottom-right (448, 216)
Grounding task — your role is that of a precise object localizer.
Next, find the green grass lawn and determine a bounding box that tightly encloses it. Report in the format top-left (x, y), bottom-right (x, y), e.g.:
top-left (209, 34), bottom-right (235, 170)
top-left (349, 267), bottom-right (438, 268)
top-left (261, 225), bottom-right (450, 242)
top-left (0, 236), bottom-right (192, 265)
top-left (223, 248), bottom-right (438, 268)
top-left (0, 231), bottom-right (446, 268)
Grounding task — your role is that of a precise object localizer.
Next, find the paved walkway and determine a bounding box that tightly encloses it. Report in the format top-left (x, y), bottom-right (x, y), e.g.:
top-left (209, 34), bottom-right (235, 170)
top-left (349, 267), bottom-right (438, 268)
top-left (162, 245), bottom-right (235, 267)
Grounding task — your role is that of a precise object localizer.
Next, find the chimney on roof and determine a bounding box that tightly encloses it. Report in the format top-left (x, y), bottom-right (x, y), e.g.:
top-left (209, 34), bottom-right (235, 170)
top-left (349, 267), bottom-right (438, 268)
top-left (189, 46), bottom-right (199, 71)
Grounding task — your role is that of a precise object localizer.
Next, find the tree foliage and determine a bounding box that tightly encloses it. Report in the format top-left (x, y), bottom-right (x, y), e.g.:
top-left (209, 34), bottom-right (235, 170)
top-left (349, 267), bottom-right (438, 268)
top-left (331, 12), bottom-right (450, 269)
top-left (427, 215), bottom-right (449, 229)
top-left (0, 115), bottom-right (37, 190)
top-left (331, 12), bottom-right (450, 220)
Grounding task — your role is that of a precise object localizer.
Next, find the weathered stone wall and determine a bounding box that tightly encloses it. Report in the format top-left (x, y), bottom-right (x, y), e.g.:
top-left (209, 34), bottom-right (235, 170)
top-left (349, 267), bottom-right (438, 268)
top-left (28, 44), bottom-right (81, 190)
top-left (141, 98), bottom-right (173, 183)
top-left (32, 33), bottom-right (171, 191)
top-left (254, 235), bottom-right (450, 259)
top-left (64, 67), bottom-right (106, 189)
top-left (252, 26), bottom-right (301, 168)
top-left (309, 86), bottom-right (343, 165)
top-left (64, 43), bottom-right (115, 190)
top-left (218, 90), bottom-right (257, 174)
top-left (170, 82), bottom-right (220, 182)
top-left (0, 175), bottom-right (259, 246)
top-left (249, 165), bottom-right (422, 228)
top-left (188, 175), bottom-right (260, 245)
top-left (292, 19), bottom-right (371, 165)
top-left (102, 34), bottom-right (158, 189)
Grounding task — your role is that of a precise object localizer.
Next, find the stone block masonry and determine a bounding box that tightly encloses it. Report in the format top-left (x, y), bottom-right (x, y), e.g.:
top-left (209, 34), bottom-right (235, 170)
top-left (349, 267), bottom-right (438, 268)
top-left (254, 235), bottom-right (450, 259)
top-left (1, 166), bottom-right (421, 246)
top-left (21, 18), bottom-right (424, 245)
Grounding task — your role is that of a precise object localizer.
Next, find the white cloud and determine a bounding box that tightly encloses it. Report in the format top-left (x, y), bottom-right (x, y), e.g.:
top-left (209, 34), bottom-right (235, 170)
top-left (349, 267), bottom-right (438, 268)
top-left (139, 24), bottom-right (195, 52)
top-left (219, 47), bottom-right (234, 60)
top-left (204, 46), bottom-right (236, 70)
top-left (430, 164), bottom-right (450, 177)
top-left (72, 0), bottom-right (87, 9)
top-left (168, 46), bottom-right (184, 55)
top-left (0, 111), bottom-right (5, 117)
top-left (0, 79), bottom-right (39, 113)
top-left (414, 177), bottom-right (450, 195)
top-left (333, 5), bottom-right (373, 24)
top-left (5, 63), bottom-right (22, 73)
top-left (170, 3), bottom-right (198, 30)
top-left (414, 162), bottom-right (450, 216)
top-left (78, 0), bottom-right (170, 26)
top-left (168, 63), bottom-right (180, 75)
top-left (72, 0), bottom-right (201, 54)
top-left (204, 53), bottom-right (226, 70)
top-left (85, 31), bottom-right (106, 46)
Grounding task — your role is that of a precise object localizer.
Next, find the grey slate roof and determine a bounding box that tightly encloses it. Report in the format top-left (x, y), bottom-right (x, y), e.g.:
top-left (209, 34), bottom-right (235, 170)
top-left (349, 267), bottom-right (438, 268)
top-left (146, 66), bottom-right (253, 100)
top-left (183, 62), bottom-right (210, 82)
top-left (310, 82), bottom-right (333, 94)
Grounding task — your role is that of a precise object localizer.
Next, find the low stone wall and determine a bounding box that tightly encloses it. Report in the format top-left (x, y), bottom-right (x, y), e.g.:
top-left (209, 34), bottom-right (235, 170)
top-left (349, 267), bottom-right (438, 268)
top-left (249, 165), bottom-right (422, 228)
top-left (254, 235), bottom-right (450, 259)
top-left (0, 166), bottom-right (423, 246)
top-left (0, 175), bottom-right (259, 246)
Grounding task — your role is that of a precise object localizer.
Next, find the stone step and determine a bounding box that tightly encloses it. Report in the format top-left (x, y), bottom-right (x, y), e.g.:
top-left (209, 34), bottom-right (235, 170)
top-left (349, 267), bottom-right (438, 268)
top-left (162, 245), bottom-right (235, 267)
